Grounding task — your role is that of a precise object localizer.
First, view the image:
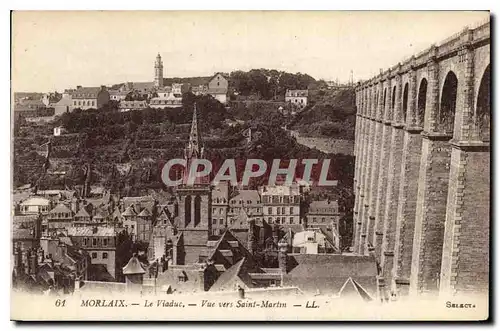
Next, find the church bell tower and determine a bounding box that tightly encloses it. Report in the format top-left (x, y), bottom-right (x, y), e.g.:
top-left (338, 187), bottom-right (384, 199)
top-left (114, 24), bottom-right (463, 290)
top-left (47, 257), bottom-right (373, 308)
top-left (154, 53), bottom-right (164, 88)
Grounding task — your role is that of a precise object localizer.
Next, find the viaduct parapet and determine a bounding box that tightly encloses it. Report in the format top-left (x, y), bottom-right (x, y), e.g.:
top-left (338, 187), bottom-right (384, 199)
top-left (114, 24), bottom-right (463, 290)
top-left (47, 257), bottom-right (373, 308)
top-left (353, 20), bottom-right (490, 300)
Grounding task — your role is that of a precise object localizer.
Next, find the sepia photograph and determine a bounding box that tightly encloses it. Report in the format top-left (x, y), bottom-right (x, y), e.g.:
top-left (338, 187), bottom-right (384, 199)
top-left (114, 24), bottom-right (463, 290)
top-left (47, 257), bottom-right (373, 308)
top-left (9, 10), bottom-right (491, 321)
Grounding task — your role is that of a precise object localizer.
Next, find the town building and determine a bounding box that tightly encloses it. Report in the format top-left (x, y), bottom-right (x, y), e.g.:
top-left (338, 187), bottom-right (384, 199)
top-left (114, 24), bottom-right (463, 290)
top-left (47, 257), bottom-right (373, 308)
top-left (67, 226), bottom-right (117, 280)
top-left (207, 73), bottom-right (229, 104)
top-left (53, 126), bottom-right (67, 136)
top-left (18, 196), bottom-right (52, 215)
top-left (118, 100), bottom-right (148, 112)
top-left (70, 86), bottom-right (110, 110)
top-left (14, 98), bottom-right (53, 118)
top-left (291, 229), bottom-right (339, 254)
top-left (260, 184), bottom-right (301, 227)
top-left (306, 199), bottom-right (341, 230)
top-left (109, 90), bottom-right (130, 101)
top-left (285, 89), bottom-right (308, 108)
top-left (46, 203), bottom-right (74, 235)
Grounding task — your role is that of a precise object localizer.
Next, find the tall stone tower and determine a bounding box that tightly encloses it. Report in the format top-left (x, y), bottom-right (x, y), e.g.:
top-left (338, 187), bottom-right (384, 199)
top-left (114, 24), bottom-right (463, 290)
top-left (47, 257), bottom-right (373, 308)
top-left (154, 53), bottom-right (164, 88)
top-left (177, 103), bottom-right (212, 231)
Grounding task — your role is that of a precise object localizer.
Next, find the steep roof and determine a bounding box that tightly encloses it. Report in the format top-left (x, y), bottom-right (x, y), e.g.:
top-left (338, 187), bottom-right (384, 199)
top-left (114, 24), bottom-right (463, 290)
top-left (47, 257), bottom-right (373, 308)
top-left (67, 226), bottom-right (115, 237)
top-left (286, 89), bottom-right (309, 97)
top-left (74, 207), bottom-right (90, 218)
top-left (71, 87), bottom-right (103, 99)
top-left (209, 258), bottom-right (246, 292)
top-left (49, 203), bottom-right (73, 215)
top-left (309, 200), bottom-right (339, 214)
top-left (122, 256), bottom-right (146, 275)
top-left (121, 205), bottom-right (137, 217)
top-left (137, 208), bottom-right (151, 217)
top-left (283, 254), bottom-right (378, 296)
top-left (230, 189), bottom-right (261, 205)
top-left (20, 196), bottom-right (51, 206)
top-left (338, 277), bottom-right (373, 301)
top-left (119, 100), bottom-right (147, 109)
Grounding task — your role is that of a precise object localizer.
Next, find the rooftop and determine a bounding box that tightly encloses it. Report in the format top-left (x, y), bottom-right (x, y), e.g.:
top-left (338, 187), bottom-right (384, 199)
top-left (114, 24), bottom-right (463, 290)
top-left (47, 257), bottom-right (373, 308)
top-left (67, 226), bottom-right (115, 237)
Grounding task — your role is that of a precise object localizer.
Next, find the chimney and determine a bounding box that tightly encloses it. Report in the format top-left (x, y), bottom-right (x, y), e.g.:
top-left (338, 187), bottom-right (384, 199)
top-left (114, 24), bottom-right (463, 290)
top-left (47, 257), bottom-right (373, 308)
top-left (28, 248), bottom-right (38, 275)
top-left (165, 239), bottom-right (173, 260)
top-left (278, 240), bottom-right (289, 274)
top-left (74, 277), bottom-right (81, 292)
top-left (14, 246), bottom-right (23, 276)
top-left (34, 213), bottom-right (43, 240)
top-left (198, 267), bottom-right (206, 292)
top-left (272, 224), bottom-right (279, 245)
top-left (259, 227), bottom-right (265, 246)
top-left (71, 198), bottom-right (79, 214)
top-left (172, 242), bottom-right (178, 266)
top-left (247, 219), bottom-right (256, 254)
top-left (76, 85), bottom-right (82, 89)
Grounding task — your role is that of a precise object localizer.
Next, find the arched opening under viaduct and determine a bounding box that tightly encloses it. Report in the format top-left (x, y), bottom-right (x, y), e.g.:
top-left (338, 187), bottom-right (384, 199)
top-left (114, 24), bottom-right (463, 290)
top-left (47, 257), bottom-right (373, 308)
top-left (390, 85), bottom-right (396, 120)
top-left (417, 79), bottom-right (427, 127)
top-left (402, 83), bottom-right (409, 124)
top-left (439, 71), bottom-right (458, 135)
top-left (476, 64), bottom-right (490, 142)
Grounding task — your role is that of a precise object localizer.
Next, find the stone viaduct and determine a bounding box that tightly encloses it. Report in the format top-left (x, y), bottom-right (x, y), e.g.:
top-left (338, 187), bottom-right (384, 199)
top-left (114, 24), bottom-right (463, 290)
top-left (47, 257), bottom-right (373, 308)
top-left (353, 20), bottom-right (490, 300)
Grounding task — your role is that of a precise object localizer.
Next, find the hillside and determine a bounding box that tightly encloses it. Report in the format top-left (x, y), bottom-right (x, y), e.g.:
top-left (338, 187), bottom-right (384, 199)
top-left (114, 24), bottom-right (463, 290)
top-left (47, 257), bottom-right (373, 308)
top-left (290, 87), bottom-right (356, 140)
top-left (13, 94), bottom-right (354, 198)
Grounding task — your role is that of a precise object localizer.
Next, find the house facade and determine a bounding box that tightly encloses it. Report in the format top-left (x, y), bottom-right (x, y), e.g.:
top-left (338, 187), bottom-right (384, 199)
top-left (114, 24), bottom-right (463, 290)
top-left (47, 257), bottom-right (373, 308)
top-left (207, 73), bottom-right (228, 104)
top-left (67, 226), bottom-right (117, 280)
top-left (285, 89), bottom-right (308, 108)
top-left (260, 184), bottom-right (301, 227)
top-left (70, 86), bottom-right (110, 110)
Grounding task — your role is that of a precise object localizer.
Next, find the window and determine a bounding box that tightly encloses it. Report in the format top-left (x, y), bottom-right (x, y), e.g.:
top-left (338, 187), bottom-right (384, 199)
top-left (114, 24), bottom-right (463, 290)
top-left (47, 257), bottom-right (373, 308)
top-left (282, 207), bottom-right (285, 214)
top-left (276, 218), bottom-right (280, 224)
top-left (290, 207), bottom-right (293, 214)
top-left (91, 252), bottom-right (97, 259)
top-left (73, 101), bottom-right (77, 106)
top-left (268, 217), bottom-right (272, 223)
top-left (178, 275), bottom-right (187, 282)
top-left (103, 238), bottom-right (108, 246)
top-left (289, 217), bottom-right (293, 224)
top-left (312, 217), bottom-right (317, 223)
top-left (268, 207), bottom-right (272, 214)
top-left (322, 217), bottom-right (326, 223)
top-left (102, 252), bottom-right (108, 259)
top-left (212, 208), bottom-right (216, 214)
top-left (219, 219), bottom-right (224, 225)
top-left (212, 218), bottom-right (217, 224)
top-left (277, 208), bottom-right (281, 215)
top-left (92, 238), bottom-right (97, 246)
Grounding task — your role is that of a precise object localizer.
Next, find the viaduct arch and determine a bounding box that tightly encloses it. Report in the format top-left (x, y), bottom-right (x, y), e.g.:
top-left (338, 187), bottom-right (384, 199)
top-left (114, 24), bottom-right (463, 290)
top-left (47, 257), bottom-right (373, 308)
top-left (354, 21), bottom-right (490, 300)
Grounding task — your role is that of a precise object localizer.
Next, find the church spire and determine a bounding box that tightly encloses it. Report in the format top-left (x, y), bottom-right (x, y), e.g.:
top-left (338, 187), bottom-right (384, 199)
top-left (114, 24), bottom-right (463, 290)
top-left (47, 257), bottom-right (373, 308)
top-left (185, 103), bottom-right (204, 160)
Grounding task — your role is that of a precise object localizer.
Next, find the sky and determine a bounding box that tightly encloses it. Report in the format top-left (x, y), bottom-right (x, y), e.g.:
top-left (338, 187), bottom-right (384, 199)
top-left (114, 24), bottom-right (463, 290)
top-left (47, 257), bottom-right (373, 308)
top-left (11, 10), bottom-right (489, 93)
